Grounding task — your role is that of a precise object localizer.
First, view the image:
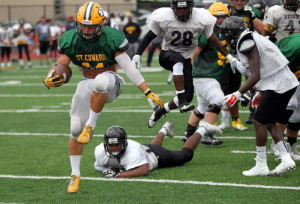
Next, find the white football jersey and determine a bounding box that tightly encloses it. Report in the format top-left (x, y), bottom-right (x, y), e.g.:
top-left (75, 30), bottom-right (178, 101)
top-left (94, 140), bottom-right (158, 172)
top-left (237, 31), bottom-right (299, 93)
top-left (264, 5), bottom-right (300, 40)
top-left (0, 27), bottom-right (13, 46)
top-left (12, 23), bottom-right (32, 43)
top-left (146, 7), bottom-right (216, 59)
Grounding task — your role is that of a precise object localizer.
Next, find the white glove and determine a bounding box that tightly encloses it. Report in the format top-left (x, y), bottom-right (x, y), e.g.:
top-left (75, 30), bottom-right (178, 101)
top-left (226, 54), bottom-right (247, 74)
top-left (132, 55), bottom-right (141, 69)
top-left (223, 91), bottom-right (242, 107)
top-left (102, 169), bottom-right (120, 178)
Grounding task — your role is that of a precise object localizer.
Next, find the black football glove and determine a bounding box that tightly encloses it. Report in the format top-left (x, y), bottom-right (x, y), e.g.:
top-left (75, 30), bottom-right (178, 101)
top-left (240, 89), bottom-right (255, 107)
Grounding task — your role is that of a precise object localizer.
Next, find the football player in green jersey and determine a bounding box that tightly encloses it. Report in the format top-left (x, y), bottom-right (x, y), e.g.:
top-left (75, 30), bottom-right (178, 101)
top-left (43, 2), bottom-right (164, 193)
top-left (181, 2), bottom-right (229, 145)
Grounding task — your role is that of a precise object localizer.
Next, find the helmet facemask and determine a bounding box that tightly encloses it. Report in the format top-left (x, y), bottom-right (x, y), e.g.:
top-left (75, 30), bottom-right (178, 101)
top-left (76, 23), bottom-right (103, 42)
top-left (170, 0), bottom-right (194, 22)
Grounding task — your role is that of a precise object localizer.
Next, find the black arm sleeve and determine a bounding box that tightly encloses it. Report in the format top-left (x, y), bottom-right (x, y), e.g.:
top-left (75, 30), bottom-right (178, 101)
top-left (136, 30), bottom-right (157, 56)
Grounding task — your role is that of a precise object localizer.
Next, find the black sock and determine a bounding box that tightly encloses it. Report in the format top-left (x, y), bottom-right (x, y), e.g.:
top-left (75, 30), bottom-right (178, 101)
top-left (287, 136), bottom-right (297, 146)
top-left (185, 124), bottom-right (196, 138)
top-left (232, 117), bottom-right (238, 121)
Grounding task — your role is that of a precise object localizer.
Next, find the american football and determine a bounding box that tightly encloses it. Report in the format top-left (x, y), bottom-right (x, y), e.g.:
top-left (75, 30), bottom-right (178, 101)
top-left (49, 64), bottom-right (72, 83)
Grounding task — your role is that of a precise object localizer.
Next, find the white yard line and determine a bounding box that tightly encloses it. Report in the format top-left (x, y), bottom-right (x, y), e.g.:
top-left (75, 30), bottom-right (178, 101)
top-left (0, 132), bottom-right (255, 139)
top-left (0, 174), bottom-right (299, 190)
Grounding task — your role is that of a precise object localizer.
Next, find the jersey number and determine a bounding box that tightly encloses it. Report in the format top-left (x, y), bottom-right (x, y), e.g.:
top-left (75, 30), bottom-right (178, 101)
top-left (170, 31), bottom-right (193, 46)
top-left (284, 20), bottom-right (297, 35)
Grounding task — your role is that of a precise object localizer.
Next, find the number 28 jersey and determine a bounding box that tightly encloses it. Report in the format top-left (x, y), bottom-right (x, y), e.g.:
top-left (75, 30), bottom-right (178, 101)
top-left (146, 7), bottom-right (216, 59)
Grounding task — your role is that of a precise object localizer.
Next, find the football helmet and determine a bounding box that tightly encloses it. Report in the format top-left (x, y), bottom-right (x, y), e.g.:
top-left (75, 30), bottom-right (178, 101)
top-left (283, 0), bottom-right (299, 11)
top-left (170, 0), bottom-right (194, 22)
top-left (220, 16), bottom-right (247, 50)
top-left (76, 2), bottom-right (106, 41)
top-left (249, 0), bottom-right (265, 8)
top-left (104, 126), bottom-right (128, 158)
top-left (209, 2), bottom-right (229, 16)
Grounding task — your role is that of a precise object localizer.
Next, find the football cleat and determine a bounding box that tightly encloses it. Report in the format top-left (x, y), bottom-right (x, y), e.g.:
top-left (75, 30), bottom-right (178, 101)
top-left (232, 118), bottom-right (248, 130)
top-left (77, 125), bottom-right (93, 144)
top-left (177, 93), bottom-right (194, 113)
top-left (199, 120), bottom-right (223, 135)
top-left (200, 133), bottom-right (223, 145)
top-left (242, 157), bottom-right (270, 176)
top-left (269, 152), bottom-right (296, 176)
top-left (67, 175), bottom-right (81, 193)
top-left (148, 105), bottom-right (167, 128)
top-left (162, 121), bottom-right (174, 138)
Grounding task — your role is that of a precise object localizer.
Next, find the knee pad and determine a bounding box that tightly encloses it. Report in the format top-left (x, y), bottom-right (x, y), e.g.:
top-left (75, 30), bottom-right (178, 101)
top-left (70, 115), bottom-right (83, 139)
top-left (94, 74), bottom-right (109, 93)
top-left (277, 109), bottom-right (294, 124)
top-left (173, 62), bottom-right (184, 75)
top-left (207, 104), bottom-right (221, 114)
top-left (193, 109), bottom-right (204, 119)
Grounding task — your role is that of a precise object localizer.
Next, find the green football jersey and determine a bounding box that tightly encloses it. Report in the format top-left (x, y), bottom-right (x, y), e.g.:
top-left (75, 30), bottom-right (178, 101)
top-left (192, 30), bottom-right (228, 79)
top-left (276, 33), bottom-right (300, 81)
top-left (230, 7), bottom-right (261, 31)
top-left (58, 26), bottom-right (128, 69)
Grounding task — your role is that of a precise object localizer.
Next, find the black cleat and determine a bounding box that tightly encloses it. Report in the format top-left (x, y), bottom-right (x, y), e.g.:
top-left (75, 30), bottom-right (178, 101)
top-left (148, 105), bottom-right (167, 128)
top-left (201, 133), bottom-right (223, 145)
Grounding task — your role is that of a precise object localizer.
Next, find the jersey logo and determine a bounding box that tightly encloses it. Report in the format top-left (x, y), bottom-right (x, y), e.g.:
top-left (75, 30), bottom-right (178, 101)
top-left (76, 54), bottom-right (106, 69)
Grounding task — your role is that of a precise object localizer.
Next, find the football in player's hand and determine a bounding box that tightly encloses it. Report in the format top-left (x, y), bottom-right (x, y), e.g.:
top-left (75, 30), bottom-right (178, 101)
top-left (49, 64), bottom-right (72, 83)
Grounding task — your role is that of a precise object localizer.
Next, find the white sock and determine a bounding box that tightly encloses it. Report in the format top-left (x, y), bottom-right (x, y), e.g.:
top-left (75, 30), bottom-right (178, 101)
top-left (85, 109), bottom-right (100, 128)
top-left (159, 128), bottom-right (167, 135)
top-left (7, 62), bottom-right (11, 67)
top-left (164, 103), bottom-right (170, 112)
top-left (176, 90), bottom-right (185, 95)
top-left (277, 141), bottom-right (288, 153)
top-left (70, 155), bottom-right (81, 177)
top-left (221, 110), bottom-right (230, 122)
top-left (196, 126), bottom-right (207, 136)
top-left (256, 146), bottom-right (267, 160)
top-left (19, 59), bottom-right (24, 66)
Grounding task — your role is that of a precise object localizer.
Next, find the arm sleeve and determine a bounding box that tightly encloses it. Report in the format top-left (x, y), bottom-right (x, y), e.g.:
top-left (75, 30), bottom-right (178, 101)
top-left (94, 161), bottom-right (110, 172)
top-left (115, 52), bottom-right (145, 86)
top-left (136, 30), bottom-right (157, 56)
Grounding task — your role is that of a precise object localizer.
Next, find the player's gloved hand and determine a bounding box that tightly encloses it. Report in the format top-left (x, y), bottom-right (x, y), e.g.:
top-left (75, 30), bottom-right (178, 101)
top-left (240, 89), bottom-right (255, 107)
top-left (223, 91), bottom-right (242, 107)
top-left (244, 5), bottom-right (256, 21)
top-left (226, 54), bottom-right (247, 74)
top-left (102, 169), bottom-right (120, 178)
top-left (144, 88), bottom-right (164, 108)
top-left (132, 55), bottom-right (141, 69)
top-left (251, 91), bottom-right (261, 108)
top-left (43, 70), bottom-right (63, 89)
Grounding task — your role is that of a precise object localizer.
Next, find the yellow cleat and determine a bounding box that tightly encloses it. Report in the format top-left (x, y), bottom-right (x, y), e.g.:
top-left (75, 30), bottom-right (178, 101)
top-left (67, 175), bottom-right (81, 193)
top-left (232, 118), bottom-right (248, 130)
top-left (77, 125), bottom-right (93, 144)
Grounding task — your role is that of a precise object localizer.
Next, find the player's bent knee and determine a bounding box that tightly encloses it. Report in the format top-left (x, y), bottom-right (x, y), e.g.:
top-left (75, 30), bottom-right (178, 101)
top-left (94, 74), bottom-right (109, 93)
top-left (182, 148), bottom-right (194, 163)
top-left (70, 115), bottom-right (82, 138)
top-left (207, 104), bottom-right (221, 114)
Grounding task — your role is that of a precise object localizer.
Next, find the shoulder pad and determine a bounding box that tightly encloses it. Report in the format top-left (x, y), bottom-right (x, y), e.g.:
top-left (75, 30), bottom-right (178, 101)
top-left (239, 39), bottom-right (255, 53)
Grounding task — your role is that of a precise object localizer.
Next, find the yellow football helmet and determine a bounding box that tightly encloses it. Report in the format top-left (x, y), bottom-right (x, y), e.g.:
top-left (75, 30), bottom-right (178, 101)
top-left (76, 2), bottom-right (106, 41)
top-left (209, 2), bottom-right (229, 16)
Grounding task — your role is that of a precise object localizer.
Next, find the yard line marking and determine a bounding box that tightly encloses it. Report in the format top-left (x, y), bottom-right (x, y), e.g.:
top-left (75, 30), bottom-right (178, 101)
top-left (0, 132), bottom-right (256, 139)
top-left (231, 150), bottom-right (272, 154)
top-left (0, 109), bottom-right (251, 114)
top-left (0, 175), bottom-right (299, 190)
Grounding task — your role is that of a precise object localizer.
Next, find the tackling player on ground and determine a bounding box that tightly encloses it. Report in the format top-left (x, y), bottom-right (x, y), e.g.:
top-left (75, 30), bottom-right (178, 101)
top-left (43, 2), bottom-right (164, 193)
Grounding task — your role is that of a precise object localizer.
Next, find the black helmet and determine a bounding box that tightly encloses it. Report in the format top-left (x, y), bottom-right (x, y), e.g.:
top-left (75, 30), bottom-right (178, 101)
top-left (170, 0), bottom-right (194, 22)
top-left (249, 0), bottom-right (265, 8)
top-left (283, 0), bottom-right (299, 11)
top-left (104, 126), bottom-right (128, 158)
top-left (220, 16), bottom-right (247, 50)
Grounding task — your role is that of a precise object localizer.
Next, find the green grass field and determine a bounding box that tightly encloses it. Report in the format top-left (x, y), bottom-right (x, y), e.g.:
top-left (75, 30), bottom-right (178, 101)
top-left (0, 57), bottom-right (299, 204)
